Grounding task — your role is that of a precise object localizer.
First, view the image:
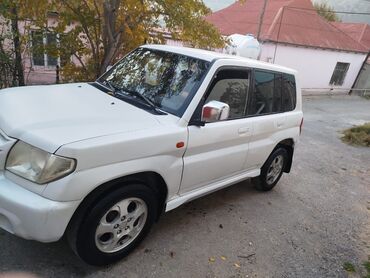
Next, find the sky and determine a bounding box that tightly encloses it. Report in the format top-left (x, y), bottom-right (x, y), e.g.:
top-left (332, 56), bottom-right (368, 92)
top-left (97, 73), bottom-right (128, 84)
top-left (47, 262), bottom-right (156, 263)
top-left (203, 0), bottom-right (370, 24)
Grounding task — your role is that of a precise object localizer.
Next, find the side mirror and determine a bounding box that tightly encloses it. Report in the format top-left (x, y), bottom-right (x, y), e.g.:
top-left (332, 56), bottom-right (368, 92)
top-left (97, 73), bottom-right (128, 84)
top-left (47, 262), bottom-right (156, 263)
top-left (201, 100), bottom-right (230, 123)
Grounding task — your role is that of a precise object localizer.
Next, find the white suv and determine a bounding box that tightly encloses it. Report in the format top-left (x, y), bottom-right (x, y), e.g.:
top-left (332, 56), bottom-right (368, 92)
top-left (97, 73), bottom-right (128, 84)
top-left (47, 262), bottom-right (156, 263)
top-left (0, 45), bottom-right (303, 265)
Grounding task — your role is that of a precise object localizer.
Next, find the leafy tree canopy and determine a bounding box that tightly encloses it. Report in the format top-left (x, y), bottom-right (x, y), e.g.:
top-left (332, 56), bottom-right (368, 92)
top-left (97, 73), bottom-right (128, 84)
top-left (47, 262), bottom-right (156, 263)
top-left (1, 0), bottom-right (225, 83)
top-left (14, 0), bottom-right (225, 82)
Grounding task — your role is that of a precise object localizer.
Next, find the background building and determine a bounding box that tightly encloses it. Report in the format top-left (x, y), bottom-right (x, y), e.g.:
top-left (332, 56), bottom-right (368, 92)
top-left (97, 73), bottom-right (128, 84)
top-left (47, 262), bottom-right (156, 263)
top-left (206, 0), bottom-right (370, 94)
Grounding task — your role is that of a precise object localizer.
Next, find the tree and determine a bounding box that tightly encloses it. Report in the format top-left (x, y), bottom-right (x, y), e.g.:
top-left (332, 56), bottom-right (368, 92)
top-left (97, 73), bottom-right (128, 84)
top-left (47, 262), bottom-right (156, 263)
top-left (314, 2), bottom-right (340, 22)
top-left (9, 3), bottom-right (25, 86)
top-left (0, 0), bottom-right (49, 87)
top-left (51, 0), bottom-right (225, 81)
top-left (0, 0), bottom-right (25, 86)
top-left (0, 20), bottom-right (14, 89)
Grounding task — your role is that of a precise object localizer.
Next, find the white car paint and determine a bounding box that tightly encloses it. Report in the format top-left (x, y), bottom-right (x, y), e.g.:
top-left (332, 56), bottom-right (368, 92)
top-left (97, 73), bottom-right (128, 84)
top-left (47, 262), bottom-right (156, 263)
top-left (0, 44), bottom-right (302, 242)
top-left (0, 83), bottom-right (161, 153)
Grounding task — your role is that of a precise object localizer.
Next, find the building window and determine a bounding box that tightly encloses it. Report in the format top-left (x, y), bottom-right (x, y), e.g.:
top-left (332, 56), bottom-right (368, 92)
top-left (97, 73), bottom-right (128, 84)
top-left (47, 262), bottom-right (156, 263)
top-left (31, 31), bottom-right (44, 66)
top-left (31, 30), bottom-right (59, 67)
top-left (330, 62), bottom-right (350, 86)
top-left (46, 32), bottom-right (58, 66)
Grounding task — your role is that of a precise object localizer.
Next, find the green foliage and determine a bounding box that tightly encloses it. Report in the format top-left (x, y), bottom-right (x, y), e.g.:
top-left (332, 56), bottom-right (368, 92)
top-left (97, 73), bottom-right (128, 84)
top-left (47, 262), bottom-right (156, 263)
top-left (362, 256), bottom-right (370, 278)
top-left (343, 262), bottom-right (356, 272)
top-left (51, 0), bottom-right (226, 82)
top-left (342, 123), bottom-right (370, 147)
top-left (1, 0), bottom-right (225, 85)
top-left (0, 0), bottom-right (50, 87)
top-left (314, 2), bottom-right (340, 22)
top-left (364, 259), bottom-right (370, 273)
top-left (0, 37), bottom-right (14, 89)
top-left (0, 2), bottom-right (14, 88)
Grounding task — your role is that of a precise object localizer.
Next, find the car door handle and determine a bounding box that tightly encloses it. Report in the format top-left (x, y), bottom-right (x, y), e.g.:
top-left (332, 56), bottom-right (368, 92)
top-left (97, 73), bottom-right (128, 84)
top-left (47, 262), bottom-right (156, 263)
top-left (238, 127), bottom-right (251, 135)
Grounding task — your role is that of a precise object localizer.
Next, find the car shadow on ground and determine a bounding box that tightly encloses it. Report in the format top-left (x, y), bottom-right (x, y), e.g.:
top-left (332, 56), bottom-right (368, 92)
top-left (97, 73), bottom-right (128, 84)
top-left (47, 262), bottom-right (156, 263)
top-left (0, 178), bottom-right (262, 277)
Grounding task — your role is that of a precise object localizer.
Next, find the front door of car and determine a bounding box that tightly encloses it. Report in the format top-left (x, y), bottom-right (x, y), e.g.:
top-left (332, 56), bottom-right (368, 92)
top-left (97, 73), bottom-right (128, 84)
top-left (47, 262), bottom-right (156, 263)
top-left (180, 67), bottom-right (253, 194)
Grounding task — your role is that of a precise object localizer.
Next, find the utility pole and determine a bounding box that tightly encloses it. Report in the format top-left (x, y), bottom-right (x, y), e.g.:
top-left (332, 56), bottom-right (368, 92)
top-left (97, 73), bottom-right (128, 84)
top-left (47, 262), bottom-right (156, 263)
top-left (256, 0), bottom-right (268, 41)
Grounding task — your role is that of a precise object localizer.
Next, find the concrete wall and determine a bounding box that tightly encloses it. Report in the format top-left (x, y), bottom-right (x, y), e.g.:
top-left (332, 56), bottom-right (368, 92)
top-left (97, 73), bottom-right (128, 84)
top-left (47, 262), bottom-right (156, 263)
top-left (260, 42), bottom-right (367, 94)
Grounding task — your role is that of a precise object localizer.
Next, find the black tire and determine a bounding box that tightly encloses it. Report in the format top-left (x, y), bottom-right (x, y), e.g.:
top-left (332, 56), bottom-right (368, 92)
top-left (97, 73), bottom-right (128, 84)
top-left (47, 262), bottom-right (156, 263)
top-left (67, 184), bottom-right (158, 266)
top-left (252, 147), bottom-right (288, 191)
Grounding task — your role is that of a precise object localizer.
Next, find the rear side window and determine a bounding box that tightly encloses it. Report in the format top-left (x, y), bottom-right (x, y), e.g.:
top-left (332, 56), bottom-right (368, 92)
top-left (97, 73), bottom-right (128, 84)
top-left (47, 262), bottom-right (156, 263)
top-left (282, 73), bottom-right (296, 112)
top-left (249, 70), bottom-right (281, 115)
top-left (273, 73), bottom-right (282, 112)
top-left (248, 70), bottom-right (296, 115)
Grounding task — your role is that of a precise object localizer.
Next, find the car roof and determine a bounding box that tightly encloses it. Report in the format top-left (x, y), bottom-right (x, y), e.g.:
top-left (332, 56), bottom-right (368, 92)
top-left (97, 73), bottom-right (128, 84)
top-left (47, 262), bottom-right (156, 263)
top-left (141, 44), bottom-right (297, 75)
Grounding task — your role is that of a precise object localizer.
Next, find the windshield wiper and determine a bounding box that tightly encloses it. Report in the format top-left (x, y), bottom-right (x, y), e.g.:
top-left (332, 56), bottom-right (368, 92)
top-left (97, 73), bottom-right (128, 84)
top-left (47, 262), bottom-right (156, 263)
top-left (117, 87), bottom-right (162, 113)
top-left (98, 80), bottom-right (165, 114)
top-left (99, 79), bottom-right (119, 95)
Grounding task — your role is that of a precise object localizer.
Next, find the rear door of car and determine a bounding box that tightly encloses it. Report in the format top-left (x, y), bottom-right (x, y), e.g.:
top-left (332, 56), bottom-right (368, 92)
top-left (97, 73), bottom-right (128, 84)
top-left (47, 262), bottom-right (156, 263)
top-left (244, 70), bottom-right (297, 170)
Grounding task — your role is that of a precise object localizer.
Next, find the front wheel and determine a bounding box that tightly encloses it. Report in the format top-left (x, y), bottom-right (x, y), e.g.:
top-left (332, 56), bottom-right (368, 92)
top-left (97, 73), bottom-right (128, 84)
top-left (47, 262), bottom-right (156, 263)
top-left (68, 184), bottom-right (158, 266)
top-left (252, 148), bottom-right (288, 191)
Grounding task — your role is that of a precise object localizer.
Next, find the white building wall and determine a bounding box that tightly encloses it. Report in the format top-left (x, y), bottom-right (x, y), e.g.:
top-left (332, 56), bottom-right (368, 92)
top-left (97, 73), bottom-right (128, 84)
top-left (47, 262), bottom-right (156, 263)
top-left (260, 42), bottom-right (367, 94)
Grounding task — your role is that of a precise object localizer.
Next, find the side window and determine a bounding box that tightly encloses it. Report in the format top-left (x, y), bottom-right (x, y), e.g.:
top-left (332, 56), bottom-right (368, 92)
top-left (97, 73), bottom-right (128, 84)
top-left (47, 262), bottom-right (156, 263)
top-left (205, 69), bottom-right (249, 120)
top-left (249, 70), bottom-right (275, 115)
top-left (273, 73), bottom-right (282, 112)
top-left (282, 73), bottom-right (296, 111)
top-left (249, 70), bottom-right (296, 115)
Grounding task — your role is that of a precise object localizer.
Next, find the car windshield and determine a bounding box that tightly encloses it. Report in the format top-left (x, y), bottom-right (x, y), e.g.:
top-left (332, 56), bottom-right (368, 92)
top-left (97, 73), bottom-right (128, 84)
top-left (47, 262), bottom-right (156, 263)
top-left (98, 48), bottom-right (211, 117)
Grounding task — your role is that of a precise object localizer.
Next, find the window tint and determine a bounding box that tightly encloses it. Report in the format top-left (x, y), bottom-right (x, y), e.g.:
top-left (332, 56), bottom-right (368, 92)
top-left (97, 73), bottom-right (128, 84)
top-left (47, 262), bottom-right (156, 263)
top-left (282, 73), bottom-right (296, 111)
top-left (100, 48), bottom-right (210, 117)
top-left (273, 73), bottom-right (282, 112)
top-left (249, 70), bottom-right (275, 115)
top-left (329, 62), bottom-right (349, 86)
top-left (249, 70), bottom-right (296, 115)
top-left (205, 69), bottom-right (249, 119)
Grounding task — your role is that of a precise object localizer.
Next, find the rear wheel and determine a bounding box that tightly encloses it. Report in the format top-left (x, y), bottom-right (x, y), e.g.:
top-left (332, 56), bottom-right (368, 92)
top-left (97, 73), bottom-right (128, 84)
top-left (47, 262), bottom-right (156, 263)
top-left (252, 148), bottom-right (288, 191)
top-left (68, 184), bottom-right (157, 266)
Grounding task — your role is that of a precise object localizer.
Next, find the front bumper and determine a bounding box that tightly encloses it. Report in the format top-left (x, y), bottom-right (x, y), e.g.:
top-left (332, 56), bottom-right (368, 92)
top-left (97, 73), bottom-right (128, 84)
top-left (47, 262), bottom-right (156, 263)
top-left (0, 171), bottom-right (80, 242)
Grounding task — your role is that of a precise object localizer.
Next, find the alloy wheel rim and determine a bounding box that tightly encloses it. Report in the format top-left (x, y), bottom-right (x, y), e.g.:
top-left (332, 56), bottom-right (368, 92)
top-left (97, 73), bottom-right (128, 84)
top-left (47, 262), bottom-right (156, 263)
top-left (266, 155), bottom-right (284, 185)
top-left (95, 197), bottom-right (148, 253)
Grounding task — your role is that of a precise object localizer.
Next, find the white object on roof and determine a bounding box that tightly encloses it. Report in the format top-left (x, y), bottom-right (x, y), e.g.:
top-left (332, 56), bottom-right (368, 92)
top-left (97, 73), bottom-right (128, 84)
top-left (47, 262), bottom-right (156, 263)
top-left (224, 34), bottom-right (261, 60)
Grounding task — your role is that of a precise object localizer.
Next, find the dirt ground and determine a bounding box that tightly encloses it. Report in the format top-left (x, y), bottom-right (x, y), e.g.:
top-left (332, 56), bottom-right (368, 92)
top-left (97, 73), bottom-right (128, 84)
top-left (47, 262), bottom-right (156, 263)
top-left (0, 95), bottom-right (369, 278)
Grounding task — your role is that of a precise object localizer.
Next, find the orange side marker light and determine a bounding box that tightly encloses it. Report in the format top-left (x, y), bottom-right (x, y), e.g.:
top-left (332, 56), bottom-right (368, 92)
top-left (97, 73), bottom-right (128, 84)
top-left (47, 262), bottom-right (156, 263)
top-left (176, 141), bottom-right (185, 148)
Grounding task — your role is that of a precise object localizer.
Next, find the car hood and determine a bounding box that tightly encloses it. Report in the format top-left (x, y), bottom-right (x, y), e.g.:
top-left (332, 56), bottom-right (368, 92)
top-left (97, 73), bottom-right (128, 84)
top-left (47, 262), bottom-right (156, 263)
top-left (0, 83), bottom-right (161, 153)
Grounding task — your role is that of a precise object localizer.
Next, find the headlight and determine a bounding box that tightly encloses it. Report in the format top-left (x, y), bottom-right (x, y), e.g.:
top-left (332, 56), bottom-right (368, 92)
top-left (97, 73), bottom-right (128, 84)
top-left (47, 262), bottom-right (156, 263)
top-left (6, 141), bottom-right (76, 184)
